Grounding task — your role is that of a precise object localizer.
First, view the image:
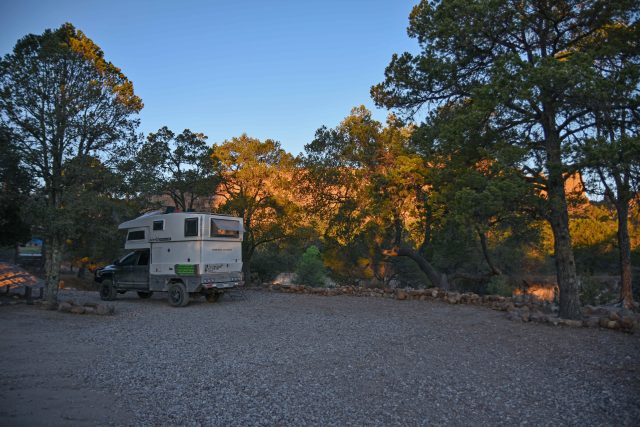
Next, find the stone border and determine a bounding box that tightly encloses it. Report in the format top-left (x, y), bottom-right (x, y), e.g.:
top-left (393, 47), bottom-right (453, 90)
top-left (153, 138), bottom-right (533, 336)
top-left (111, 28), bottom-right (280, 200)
top-left (264, 284), bottom-right (639, 333)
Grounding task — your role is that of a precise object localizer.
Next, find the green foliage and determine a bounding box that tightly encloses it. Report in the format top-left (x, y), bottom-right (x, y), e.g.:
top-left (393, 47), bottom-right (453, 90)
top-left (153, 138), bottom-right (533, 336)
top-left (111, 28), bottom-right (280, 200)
top-left (372, 0), bottom-right (639, 318)
top-left (579, 276), bottom-right (617, 306)
top-left (295, 246), bottom-right (327, 287)
top-left (486, 275), bottom-right (512, 297)
top-left (0, 127), bottom-right (32, 246)
top-left (251, 243), bottom-right (300, 283)
top-left (0, 23), bottom-right (142, 299)
top-left (134, 126), bottom-right (218, 211)
top-left (212, 135), bottom-right (301, 277)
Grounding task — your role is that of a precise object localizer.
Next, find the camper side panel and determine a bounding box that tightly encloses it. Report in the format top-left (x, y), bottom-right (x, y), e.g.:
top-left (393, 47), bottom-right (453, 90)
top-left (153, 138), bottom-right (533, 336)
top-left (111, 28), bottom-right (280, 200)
top-left (200, 240), bottom-right (242, 275)
top-left (151, 241), bottom-right (202, 273)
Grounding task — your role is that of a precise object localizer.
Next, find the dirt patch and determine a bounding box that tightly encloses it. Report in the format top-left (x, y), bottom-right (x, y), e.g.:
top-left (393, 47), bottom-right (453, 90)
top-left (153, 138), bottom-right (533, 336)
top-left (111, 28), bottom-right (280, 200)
top-left (0, 305), bottom-right (132, 426)
top-left (1, 290), bottom-right (639, 425)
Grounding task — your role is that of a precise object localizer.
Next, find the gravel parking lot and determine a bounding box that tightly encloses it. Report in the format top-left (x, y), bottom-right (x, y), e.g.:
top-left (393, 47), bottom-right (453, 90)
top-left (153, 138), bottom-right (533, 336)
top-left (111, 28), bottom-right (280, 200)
top-left (1, 290), bottom-right (639, 426)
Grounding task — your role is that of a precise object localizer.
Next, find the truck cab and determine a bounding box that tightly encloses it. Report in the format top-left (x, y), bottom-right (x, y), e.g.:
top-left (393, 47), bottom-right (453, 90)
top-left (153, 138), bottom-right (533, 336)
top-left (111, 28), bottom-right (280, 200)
top-left (95, 211), bottom-right (244, 306)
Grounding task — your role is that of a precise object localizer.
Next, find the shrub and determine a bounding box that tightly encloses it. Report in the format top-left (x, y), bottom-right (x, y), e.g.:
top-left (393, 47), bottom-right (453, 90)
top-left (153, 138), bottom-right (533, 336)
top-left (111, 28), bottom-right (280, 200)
top-left (295, 246), bottom-right (327, 287)
top-left (486, 275), bottom-right (513, 297)
top-left (251, 247), bottom-right (299, 283)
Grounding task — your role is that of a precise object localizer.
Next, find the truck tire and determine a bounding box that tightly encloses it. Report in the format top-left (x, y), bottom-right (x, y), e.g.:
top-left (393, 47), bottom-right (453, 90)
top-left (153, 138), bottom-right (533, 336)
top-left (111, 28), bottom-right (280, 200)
top-left (137, 291), bottom-right (153, 299)
top-left (168, 282), bottom-right (189, 307)
top-left (206, 291), bottom-right (222, 303)
top-left (99, 278), bottom-right (117, 301)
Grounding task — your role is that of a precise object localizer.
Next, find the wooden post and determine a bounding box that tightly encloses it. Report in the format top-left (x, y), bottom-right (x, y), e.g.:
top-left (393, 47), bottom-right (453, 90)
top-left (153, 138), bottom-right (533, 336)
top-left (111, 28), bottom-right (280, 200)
top-left (25, 286), bottom-right (33, 305)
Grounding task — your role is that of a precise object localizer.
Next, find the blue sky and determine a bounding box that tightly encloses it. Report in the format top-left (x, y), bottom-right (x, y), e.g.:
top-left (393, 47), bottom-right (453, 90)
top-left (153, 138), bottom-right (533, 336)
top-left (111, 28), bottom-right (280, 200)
top-left (0, 0), bottom-right (419, 155)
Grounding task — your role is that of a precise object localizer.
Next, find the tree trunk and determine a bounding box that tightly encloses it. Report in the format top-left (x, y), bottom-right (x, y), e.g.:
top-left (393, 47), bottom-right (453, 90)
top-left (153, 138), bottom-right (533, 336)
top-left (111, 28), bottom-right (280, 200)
top-left (383, 246), bottom-right (443, 288)
top-left (477, 229), bottom-right (502, 276)
top-left (43, 236), bottom-right (63, 307)
top-left (242, 258), bottom-right (251, 285)
top-left (547, 176), bottom-right (582, 319)
top-left (615, 202), bottom-right (634, 309)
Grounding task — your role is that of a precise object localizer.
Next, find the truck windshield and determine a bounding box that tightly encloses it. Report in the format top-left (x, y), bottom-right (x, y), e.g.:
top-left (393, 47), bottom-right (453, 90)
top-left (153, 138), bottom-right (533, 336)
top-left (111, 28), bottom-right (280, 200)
top-left (210, 218), bottom-right (240, 238)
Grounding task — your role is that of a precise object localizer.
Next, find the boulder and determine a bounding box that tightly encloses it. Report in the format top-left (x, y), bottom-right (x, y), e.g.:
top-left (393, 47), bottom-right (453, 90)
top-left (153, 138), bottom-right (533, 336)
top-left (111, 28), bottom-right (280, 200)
top-left (506, 311), bottom-right (521, 322)
top-left (395, 290), bottom-right (408, 300)
top-left (96, 304), bottom-right (111, 315)
top-left (70, 306), bottom-right (85, 315)
top-left (57, 302), bottom-right (72, 313)
top-left (606, 320), bottom-right (619, 330)
top-left (599, 317), bottom-right (610, 328)
top-left (529, 312), bottom-right (547, 323)
top-left (558, 318), bottom-right (582, 328)
top-left (83, 307), bottom-right (96, 315)
top-left (446, 292), bottom-right (461, 304)
top-left (619, 317), bottom-right (635, 332)
top-left (583, 317), bottom-right (600, 328)
top-left (608, 311), bottom-right (622, 322)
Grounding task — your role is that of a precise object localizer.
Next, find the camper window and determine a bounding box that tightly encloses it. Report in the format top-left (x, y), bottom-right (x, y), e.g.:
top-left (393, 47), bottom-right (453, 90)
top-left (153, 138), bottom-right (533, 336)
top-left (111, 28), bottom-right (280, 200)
top-left (210, 218), bottom-right (240, 238)
top-left (127, 230), bottom-right (145, 241)
top-left (184, 218), bottom-right (199, 237)
top-left (153, 220), bottom-right (164, 231)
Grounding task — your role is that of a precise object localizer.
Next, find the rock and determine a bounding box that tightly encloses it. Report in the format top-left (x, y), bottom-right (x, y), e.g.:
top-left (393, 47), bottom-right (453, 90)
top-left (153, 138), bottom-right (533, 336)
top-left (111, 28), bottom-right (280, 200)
top-left (608, 311), bottom-right (622, 322)
top-left (606, 320), bottom-right (619, 330)
top-left (521, 311), bottom-right (530, 322)
top-left (529, 312), bottom-right (545, 323)
top-left (547, 316), bottom-right (560, 326)
top-left (495, 301), bottom-right (514, 312)
top-left (446, 292), bottom-right (461, 304)
top-left (70, 306), bottom-right (85, 315)
top-left (506, 311), bottom-right (521, 322)
top-left (395, 290), bottom-right (408, 300)
top-left (84, 307), bottom-right (96, 315)
top-left (599, 317), bottom-right (610, 328)
top-left (587, 306), bottom-right (610, 316)
top-left (57, 302), bottom-right (72, 313)
top-left (559, 319), bottom-right (582, 328)
top-left (619, 317), bottom-right (635, 332)
top-left (583, 317), bottom-right (600, 328)
top-left (96, 304), bottom-right (110, 315)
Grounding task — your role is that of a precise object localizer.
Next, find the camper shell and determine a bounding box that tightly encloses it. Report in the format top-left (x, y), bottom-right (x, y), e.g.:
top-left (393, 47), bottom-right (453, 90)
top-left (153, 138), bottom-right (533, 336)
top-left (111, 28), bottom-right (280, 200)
top-left (95, 211), bottom-right (243, 306)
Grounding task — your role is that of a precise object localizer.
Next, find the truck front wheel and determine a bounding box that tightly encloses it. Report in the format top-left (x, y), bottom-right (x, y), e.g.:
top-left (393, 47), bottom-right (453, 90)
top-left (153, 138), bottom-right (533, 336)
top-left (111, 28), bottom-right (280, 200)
top-left (206, 291), bottom-right (222, 303)
top-left (99, 278), bottom-right (117, 301)
top-left (168, 282), bottom-right (189, 307)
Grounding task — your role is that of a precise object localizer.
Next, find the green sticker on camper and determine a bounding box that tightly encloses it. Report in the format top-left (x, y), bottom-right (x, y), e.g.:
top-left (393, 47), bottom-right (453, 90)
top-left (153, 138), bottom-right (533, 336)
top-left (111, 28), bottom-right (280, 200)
top-left (175, 264), bottom-right (197, 276)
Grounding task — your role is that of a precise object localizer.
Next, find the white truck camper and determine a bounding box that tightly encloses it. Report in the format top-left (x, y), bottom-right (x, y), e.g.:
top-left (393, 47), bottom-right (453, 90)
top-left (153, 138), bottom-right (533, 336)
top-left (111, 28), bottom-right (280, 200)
top-left (95, 211), bottom-right (244, 307)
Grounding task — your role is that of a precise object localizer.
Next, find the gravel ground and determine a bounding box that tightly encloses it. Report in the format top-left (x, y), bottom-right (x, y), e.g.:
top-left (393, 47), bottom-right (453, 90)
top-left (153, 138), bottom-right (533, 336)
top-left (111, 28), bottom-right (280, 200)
top-left (1, 289), bottom-right (639, 426)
